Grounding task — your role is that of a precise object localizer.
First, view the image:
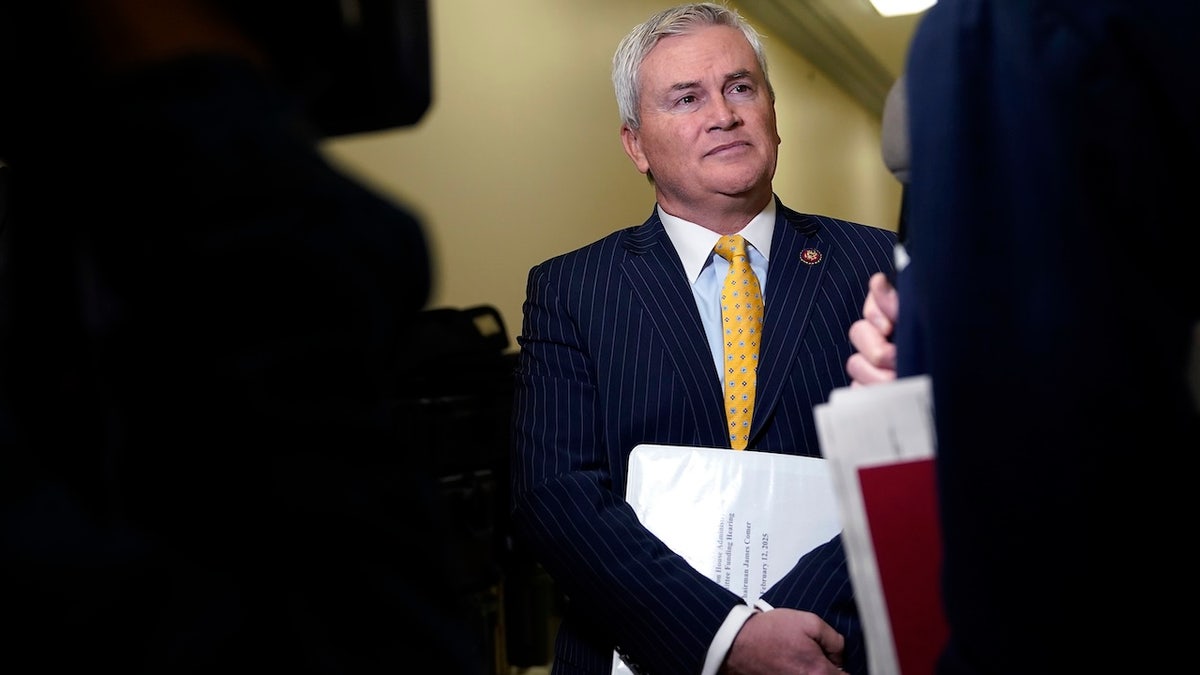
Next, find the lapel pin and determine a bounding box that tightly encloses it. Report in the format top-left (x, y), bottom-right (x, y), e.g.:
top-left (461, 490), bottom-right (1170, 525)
top-left (799, 248), bottom-right (822, 265)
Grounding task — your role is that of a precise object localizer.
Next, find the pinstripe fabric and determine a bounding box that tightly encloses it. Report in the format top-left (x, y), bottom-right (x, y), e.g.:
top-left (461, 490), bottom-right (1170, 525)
top-left (510, 197), bottom-right (896, 675)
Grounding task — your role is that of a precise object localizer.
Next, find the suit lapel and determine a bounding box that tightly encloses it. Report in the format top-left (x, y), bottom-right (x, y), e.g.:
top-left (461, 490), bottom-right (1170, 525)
top-left (621, 213), bottom-right (728, 442)
top-left (751, 206), bottom-right (829, 444)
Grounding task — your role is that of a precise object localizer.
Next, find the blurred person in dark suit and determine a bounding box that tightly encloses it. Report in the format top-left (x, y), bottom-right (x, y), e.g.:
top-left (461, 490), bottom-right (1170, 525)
top-left (847, 1), bottom-right (1199, 673)
top-left (0, 1), bottom-right (483, 673)
top-left (509, 4), bottom-right (896, 674)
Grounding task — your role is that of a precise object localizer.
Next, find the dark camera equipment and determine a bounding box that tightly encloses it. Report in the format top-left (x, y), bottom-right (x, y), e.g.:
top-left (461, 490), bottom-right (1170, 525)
top-left (215, 0), bottom-right (432, 137)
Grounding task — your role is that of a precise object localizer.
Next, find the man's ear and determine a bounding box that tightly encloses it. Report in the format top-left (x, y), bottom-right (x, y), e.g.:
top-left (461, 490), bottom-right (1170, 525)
top-left (620, 123), bottom-right (651, 175)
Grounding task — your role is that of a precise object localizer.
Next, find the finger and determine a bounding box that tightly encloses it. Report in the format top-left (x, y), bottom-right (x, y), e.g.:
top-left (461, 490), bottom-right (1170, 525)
top-left (861, 295), bottom-right (893, 336)
top-left (868, 271), bottom-right (900, 325)
top-left (846, 353), bottom-right (897, 386)
top-left (806, 623), bottom-right (845, 666)
top-left (848, 320), bottom-right (897, 369)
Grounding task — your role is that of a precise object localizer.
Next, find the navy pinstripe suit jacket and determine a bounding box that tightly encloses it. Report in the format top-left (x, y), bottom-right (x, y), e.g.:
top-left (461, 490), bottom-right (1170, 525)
top-left (510, 197), bottom-right (896, 675)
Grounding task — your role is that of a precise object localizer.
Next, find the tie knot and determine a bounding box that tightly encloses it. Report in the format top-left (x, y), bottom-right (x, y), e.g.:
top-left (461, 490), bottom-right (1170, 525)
top-left (714, 234), bottom-right (749, 263)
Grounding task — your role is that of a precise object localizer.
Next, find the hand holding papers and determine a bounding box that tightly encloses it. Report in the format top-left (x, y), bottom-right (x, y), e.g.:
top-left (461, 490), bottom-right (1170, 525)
top-left (814, 375), bottom-right (948, 675)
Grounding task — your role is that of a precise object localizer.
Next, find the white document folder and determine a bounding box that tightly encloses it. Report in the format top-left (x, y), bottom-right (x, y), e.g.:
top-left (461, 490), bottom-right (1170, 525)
top-left (625, 444), bottom-right (842, 602)
top-left (614, 444), bottom-right (843, 674)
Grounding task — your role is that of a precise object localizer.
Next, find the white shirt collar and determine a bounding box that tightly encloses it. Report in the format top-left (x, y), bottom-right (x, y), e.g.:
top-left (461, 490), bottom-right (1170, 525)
top-left (658, 200), bottom-right (776, 284)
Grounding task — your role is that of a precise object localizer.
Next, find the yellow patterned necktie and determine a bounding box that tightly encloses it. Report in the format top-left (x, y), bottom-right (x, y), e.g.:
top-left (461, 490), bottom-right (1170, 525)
top-left (714, 234), bottom-right (763, 450)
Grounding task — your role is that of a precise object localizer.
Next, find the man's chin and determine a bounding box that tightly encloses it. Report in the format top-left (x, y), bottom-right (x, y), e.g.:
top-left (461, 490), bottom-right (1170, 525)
top-left (711, 175), bottom-right (771, 201)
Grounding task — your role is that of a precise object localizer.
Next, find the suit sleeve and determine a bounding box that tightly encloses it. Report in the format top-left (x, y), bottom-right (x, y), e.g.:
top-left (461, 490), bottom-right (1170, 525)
top-left (509, 255), bottom-right (746, 675)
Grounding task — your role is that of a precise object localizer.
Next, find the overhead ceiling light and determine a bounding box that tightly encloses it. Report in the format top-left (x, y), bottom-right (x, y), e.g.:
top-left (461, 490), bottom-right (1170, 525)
top-left (868, 0), bottom-right (937, 17)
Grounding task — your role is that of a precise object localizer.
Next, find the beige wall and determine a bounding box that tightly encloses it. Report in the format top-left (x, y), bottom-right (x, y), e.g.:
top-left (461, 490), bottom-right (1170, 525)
top-left (321, 0), bottom-right (901, 348)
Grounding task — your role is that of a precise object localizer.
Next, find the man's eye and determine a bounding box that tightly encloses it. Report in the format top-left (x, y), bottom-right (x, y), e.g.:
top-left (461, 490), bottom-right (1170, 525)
top-left (730, 84), bottom-right (751, 94)
top-left (676, 94), bottom-right (698, 106)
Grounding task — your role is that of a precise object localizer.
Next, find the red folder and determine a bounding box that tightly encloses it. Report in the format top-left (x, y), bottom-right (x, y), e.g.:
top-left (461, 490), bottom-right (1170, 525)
top-left (857, 457), bottom-right (948, 675)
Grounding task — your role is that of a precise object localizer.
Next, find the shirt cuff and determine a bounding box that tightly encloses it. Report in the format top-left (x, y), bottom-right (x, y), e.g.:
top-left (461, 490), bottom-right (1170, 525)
top-left (701, 603), bottom-right (758, 675)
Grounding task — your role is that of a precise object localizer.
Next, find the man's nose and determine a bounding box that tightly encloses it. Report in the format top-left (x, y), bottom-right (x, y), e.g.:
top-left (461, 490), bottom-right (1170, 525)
top-left (708, 99), bottom-right (741, 131)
